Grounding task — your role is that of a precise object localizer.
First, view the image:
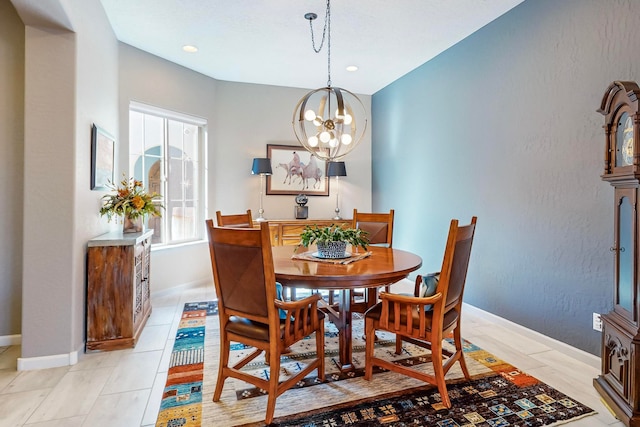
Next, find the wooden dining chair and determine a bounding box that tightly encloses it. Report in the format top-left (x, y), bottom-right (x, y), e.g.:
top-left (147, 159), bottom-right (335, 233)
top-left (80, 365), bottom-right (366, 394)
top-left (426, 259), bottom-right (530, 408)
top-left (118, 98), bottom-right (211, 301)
top-left (364, 217), bottom-right (477, 408)
top-left (352, 209), bottom-right (394, 247)
top-left (348, 209), bottom-right (395, 313)
top-left (206, 220), bottom-right (325, 425)
top-left (215, 209), bottom-right (254, 228)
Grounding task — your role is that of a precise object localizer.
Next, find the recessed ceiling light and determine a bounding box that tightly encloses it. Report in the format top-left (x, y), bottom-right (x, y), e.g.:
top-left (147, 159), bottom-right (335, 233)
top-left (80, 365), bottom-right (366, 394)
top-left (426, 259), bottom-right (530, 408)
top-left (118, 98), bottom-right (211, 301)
top-left (346, 65), bottom-right (358, 72)
top-left (182, 45), bottom-right (198, 53)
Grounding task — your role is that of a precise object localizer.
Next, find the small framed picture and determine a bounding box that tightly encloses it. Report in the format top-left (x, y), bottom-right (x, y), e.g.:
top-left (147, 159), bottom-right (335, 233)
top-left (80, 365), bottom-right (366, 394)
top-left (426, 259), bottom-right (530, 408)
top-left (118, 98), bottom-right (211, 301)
top-left (266, 144), bottom-right (329, 196)
top-left (91, 124), bottom-right (115, 190)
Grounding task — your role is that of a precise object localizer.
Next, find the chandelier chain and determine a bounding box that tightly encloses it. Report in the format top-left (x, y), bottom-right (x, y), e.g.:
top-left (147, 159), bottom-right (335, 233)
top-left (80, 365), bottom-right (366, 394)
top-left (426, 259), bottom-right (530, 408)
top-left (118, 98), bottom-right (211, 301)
top-left (294, 0), bottom-right (367, 161)
top-left (308, 0), bottom-right (332, 87)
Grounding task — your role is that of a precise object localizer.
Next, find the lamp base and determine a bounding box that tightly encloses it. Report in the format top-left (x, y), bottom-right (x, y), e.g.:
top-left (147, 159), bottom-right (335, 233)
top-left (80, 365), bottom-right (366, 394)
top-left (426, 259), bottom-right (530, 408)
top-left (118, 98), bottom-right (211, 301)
top-left (256, 217), bottom-right (267, 222)
top-left (333, 207), bottom-right (341, 220)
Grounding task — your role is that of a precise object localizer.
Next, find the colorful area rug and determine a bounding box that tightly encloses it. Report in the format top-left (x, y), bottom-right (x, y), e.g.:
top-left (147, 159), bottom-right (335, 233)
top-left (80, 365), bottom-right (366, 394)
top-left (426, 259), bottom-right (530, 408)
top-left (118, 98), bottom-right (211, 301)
top-left (239, 373), bottom-right (593, 427)
top-left (155, 302), bottom-right (216, 427)
top-left (156, 302), bottom-right (596, 427)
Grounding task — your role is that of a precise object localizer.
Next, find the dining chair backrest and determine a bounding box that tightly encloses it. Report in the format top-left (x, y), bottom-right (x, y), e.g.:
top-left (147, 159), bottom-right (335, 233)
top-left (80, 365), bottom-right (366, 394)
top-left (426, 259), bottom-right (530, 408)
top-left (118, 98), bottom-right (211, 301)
top-left (205, 219), bottom-right (325, 424)
top-left (352, 209), bottom-right (394, 247)
top-left (215, 209), bottom-right (254, 228)
top-left (440, 217), bottom-right (476, 310)
top-left (206, 219), bottom-right (274, 319)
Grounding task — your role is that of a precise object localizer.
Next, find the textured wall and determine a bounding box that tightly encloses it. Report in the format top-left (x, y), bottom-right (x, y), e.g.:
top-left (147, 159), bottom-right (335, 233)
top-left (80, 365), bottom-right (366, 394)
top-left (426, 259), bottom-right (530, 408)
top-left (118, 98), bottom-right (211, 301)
top-left (18, 0), bottom-right (119, 361)
top-left (372, 0), bottom-right (640, 355)
top-left (212, 81), bottom-right (372, 222)
top-left (0, 0), bottom-right (24, 339)
top-left (118, 44), bottom-right (373, 292)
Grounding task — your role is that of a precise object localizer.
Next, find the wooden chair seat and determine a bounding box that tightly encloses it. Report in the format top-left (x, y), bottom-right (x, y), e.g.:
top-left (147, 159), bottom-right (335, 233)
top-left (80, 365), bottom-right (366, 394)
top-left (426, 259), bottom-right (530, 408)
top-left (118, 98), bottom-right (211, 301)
top-left (364, 300), bottom-right (459, 332)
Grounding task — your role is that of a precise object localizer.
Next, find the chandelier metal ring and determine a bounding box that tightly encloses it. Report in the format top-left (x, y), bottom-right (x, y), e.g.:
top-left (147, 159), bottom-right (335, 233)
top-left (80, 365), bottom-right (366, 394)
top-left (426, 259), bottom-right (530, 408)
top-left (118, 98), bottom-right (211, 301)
top-left (292, 0), bottom-right (368, 161)
top-left (293, 86), bottom-right (367, 161)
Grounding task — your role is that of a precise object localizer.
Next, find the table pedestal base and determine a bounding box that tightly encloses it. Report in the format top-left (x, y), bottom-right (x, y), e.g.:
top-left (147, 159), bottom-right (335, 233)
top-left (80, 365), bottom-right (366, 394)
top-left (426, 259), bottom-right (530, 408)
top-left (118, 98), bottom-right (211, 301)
top-left (319, 289), bottom-right (355, 372)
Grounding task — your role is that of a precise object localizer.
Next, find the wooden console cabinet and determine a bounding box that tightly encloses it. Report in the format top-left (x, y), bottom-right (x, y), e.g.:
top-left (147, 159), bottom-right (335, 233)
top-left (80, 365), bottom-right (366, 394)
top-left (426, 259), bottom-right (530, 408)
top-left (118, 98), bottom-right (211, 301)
top-left (261, 219), bottom-right (351, 246)
top-left (86, 229), bottom-right (153, 351)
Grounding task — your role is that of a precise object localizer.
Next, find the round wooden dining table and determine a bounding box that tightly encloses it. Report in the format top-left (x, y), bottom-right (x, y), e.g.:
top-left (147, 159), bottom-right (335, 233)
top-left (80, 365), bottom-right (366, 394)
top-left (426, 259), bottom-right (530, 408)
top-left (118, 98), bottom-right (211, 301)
top-left (272, 245), bottom-right (422, 371)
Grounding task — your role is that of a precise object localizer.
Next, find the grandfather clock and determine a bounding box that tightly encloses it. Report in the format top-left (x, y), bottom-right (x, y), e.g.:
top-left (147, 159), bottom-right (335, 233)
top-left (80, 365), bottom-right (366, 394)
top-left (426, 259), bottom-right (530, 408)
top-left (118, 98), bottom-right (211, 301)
top-left (595, 80), bottom-right (640, 427)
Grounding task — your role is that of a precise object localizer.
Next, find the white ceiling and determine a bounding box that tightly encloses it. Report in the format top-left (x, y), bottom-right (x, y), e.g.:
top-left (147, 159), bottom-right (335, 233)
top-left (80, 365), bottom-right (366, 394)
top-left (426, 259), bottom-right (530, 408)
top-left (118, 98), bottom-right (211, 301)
top-left (99, 0), bottom-right (524, 95)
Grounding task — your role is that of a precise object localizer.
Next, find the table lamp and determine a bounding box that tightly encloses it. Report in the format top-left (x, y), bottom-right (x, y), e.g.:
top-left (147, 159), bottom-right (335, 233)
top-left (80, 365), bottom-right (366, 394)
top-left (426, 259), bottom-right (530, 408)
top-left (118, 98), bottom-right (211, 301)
top-left (251, 158), bottom-right (272, 221)
top-left (327, 161), bottom-right (347, 220)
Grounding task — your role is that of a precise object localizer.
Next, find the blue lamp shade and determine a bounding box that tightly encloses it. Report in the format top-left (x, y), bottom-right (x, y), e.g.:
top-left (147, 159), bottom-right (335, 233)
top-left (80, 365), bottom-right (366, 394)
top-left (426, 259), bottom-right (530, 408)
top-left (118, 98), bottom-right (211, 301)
top-left (251, 158), bottom-right (272, 175)
top-left (327, 161), bottom-right (347, 177)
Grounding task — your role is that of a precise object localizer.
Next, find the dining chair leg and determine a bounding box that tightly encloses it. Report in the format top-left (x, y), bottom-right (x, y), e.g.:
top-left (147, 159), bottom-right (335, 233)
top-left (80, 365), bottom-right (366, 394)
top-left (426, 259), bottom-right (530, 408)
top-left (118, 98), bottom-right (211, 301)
top-left (395, 335), bottom-right (403, 355)
top-left (316, 326), bottom-right (326, 381)
top-left (213, 332), bottom-right (230, 402)
top-left (431, 339), bottom-right (451, 408)
top-left (453, 325), bottom-right (471, 379)
top-left (265, 350), bottom-right (280, 425)
top-left (364, 318), bottom-right (376, 380)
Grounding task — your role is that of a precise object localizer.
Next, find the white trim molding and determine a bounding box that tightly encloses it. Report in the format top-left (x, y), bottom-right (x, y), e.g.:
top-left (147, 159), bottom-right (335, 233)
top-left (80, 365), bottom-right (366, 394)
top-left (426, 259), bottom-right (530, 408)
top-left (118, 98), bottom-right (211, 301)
top-left (463, 302), bottom-right (600, 369)
top-left (0, 334), bottom-right (21, 346)
top-left (17, 349), bottom-right (79, 371)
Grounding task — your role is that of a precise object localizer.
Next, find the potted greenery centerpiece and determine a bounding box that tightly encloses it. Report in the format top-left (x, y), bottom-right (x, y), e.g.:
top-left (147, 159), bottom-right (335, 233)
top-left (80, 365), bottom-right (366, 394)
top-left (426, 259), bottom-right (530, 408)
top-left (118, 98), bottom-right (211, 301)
top-left (297, 224), bottom-right (369, 259)
top-left (100, 175), bottom-right (164, 233)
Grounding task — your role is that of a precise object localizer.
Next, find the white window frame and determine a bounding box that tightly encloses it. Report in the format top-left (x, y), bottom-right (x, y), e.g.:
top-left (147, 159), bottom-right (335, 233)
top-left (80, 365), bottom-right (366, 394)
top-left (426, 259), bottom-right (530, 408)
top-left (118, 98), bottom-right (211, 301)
top-left (129, 101), bottom-right (207, 246)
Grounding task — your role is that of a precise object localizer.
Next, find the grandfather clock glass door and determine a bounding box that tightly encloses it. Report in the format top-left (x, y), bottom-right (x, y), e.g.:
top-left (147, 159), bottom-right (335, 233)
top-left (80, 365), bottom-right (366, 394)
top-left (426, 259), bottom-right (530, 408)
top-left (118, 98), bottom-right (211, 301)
top-left (615, 189), bottom-right (636, 318)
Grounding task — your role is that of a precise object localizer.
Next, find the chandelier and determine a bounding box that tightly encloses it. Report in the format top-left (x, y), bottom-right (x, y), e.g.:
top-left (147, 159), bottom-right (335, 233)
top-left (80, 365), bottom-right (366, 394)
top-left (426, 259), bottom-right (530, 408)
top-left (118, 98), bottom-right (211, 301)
top-left (292, 0), bottom-right (367, 161)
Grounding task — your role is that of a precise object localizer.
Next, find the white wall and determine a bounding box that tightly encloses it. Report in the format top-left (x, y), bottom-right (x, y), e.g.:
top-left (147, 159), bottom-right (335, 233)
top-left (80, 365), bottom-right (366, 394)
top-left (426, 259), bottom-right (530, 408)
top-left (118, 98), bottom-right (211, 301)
top-left (118, 43), bottom-right (218, 293)
top-left (0, 0), bottom-right (24, 340)
top-left (212, 81), bottom-right (372, 222)
top-left (119, 44), bottom-right (373, 293)
top-left (14, 0), bottom-right (119, 366)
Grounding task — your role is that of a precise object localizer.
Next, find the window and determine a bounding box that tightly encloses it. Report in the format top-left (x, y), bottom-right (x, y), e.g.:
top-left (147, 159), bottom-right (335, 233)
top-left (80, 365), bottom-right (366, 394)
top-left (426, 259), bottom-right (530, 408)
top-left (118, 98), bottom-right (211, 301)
top-left (129, 102), bottom-right (206, 246)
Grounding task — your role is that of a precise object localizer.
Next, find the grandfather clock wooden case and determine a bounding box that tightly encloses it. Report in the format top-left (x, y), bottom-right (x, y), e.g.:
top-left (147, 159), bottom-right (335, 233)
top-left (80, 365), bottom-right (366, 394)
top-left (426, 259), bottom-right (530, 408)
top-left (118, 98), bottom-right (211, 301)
top-left (595, 80), bottom-right (640, 427)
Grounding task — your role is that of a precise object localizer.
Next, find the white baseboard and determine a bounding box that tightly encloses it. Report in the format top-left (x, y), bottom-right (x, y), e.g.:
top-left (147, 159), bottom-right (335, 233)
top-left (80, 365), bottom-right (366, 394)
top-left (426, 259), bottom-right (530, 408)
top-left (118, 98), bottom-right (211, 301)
top-left (17, 347), bottom-right (80, 371)
top-left (0, 334), bottom-right (21, 346)
top-left (152, 278), bottom-right (212, 298)
top-left (463, 302), bottom-right (600, 369)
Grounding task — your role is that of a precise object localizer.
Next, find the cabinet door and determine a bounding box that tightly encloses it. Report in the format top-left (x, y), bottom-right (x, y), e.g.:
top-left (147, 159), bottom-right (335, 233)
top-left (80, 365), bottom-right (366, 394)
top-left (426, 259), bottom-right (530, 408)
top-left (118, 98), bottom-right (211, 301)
top-left (601, 318), bottom-right (632, 405)
top-left (142, 237), bottom-right (151, 314)
top-left (133, 241), bottom-right (145, 329)
top-left (614, 188), bottom-right (638, 323)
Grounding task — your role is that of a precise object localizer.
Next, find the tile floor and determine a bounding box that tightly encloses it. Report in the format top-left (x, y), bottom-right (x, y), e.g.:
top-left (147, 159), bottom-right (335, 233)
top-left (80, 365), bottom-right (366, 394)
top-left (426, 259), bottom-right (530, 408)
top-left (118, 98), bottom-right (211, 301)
top-left (0, 281), bottom-right (625, 426)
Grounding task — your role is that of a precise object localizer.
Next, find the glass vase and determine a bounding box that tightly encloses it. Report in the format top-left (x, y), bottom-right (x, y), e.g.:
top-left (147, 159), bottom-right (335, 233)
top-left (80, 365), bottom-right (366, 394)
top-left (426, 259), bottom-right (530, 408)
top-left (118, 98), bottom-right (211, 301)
top-left (123, 214), bottom-right (143, 233)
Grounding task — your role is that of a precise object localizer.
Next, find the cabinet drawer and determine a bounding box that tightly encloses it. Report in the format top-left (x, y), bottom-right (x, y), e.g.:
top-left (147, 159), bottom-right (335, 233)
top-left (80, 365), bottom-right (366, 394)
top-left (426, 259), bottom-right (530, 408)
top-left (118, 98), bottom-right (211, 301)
top-left (265, 219), bottom-right (351, 246)
top-left (280, 224), bottom-right (306, 245)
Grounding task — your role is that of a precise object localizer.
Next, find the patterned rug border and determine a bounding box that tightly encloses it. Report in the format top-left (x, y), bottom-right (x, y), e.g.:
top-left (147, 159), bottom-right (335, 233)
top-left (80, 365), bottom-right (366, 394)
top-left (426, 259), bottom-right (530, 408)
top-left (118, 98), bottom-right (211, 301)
top-left (156, 301), bottom-right (597, 427)
top-left (155, 301), bottom-right (217, 427)
top-left (236, 374), bottom-right (597, 427)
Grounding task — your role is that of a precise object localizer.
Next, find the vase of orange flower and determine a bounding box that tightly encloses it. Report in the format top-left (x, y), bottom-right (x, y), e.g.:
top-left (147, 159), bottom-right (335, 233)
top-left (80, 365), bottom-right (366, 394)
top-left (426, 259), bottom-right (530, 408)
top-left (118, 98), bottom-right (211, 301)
top-left (122, 213), bottom-right (144, 233)
top-left (100, 175), bottom-right (163, 233)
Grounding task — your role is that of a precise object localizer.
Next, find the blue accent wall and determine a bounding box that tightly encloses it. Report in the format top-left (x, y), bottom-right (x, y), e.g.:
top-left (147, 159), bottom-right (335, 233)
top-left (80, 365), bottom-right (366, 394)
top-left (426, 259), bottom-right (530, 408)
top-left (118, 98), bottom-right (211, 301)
top-left (372, 0), bottom-right (640, 355)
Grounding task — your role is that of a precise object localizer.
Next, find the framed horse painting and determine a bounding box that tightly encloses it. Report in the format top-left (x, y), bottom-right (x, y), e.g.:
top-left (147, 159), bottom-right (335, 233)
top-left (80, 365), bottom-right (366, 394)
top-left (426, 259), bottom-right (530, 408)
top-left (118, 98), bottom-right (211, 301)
top-left (266, 144), bottom-right (329, 196)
